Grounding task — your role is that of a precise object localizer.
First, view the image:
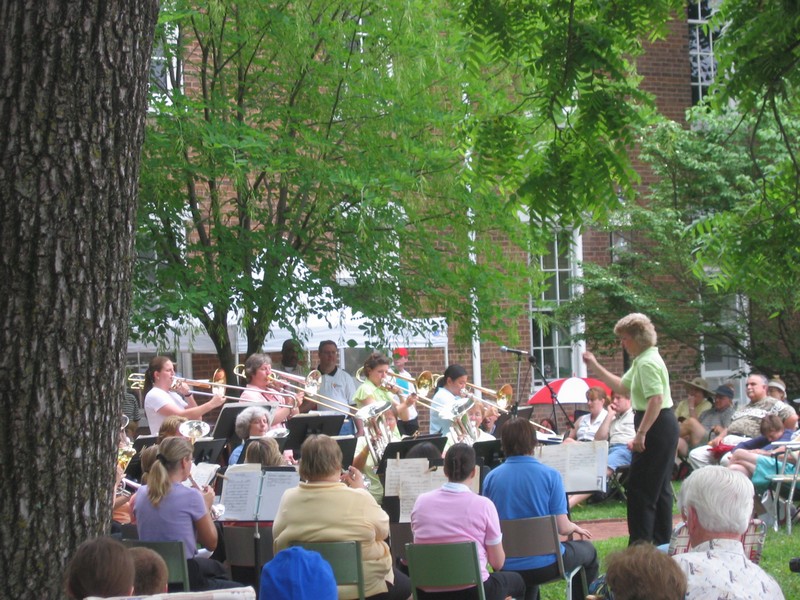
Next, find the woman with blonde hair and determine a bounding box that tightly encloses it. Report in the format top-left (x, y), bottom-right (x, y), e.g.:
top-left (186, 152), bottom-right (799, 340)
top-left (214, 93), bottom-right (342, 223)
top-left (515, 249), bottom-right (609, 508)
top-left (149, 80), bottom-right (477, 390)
top-left (273, 434), bottom-right (411, 600)
top-left (583, 313), bottom-right (678, 545)
top-left (134, 437), bottom-right (238, 590)
top-left (244, 436), bottom-right (287, 467)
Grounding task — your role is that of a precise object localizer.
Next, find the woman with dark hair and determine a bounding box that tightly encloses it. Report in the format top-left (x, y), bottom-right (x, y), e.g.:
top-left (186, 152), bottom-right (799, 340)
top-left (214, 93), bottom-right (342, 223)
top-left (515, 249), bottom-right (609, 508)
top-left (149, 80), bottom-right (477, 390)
top-left (411, 444), bottom-right (525, 600)
top-left (483, 418), bottom-right (598, 600)
top-left (143, 356), bottom-right (224, 435)
top-left (273, 435), bottom-right (411, 600)
top-left (354, 352), bottom-right (417, 423)
top-left (583, 312), bottom-right (679, 545)
top-left (239, 353), bottom-right (301, 427)
top-left (64, 537), bottom-right (135, 599)
top-left (429, 364), bottom-right (469, 435)
top-left (228, 405), bottom-right (271, 465)
top-left (134, 437), bottom-right (238, 590)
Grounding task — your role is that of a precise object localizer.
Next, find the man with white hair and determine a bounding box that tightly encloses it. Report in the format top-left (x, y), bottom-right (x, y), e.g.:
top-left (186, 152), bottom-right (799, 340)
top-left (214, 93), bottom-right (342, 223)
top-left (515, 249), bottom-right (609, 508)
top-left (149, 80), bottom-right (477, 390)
top-left (674, 466), bottom-right (784, 600)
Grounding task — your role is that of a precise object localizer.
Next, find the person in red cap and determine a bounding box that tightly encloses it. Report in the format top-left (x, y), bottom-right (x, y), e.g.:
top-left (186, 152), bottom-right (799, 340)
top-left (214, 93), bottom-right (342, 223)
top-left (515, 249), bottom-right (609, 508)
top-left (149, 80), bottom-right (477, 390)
top-left (392, 348), bottom-right (419, 435)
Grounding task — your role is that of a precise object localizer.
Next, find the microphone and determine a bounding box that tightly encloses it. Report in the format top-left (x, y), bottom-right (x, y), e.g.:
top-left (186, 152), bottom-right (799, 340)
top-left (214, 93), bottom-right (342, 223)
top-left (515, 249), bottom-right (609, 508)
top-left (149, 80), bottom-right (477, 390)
top-left (527, 355), bottom-right (537, 364)
top-left (500, 346), bottom-right (529, 356)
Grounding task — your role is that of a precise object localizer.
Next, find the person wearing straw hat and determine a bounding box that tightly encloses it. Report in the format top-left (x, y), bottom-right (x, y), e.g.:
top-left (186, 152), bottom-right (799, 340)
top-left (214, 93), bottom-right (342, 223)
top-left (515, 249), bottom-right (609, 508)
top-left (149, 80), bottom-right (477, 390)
top-left (674, 377), bottom-right (714, 423)
top-left (768, 375), bottom-right (787, 401)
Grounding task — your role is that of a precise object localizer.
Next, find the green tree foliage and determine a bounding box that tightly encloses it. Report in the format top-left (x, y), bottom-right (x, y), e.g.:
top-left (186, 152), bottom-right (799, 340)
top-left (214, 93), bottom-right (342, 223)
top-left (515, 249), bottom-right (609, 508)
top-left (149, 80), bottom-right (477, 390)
top-left (560, 111), bottom-right (800, 384)
top-left (135, 1), bottom-right (684, 372)
top-left (137, 0), bottom-right (541, 373)
top-left (459, 0), bottom-right (685, 223)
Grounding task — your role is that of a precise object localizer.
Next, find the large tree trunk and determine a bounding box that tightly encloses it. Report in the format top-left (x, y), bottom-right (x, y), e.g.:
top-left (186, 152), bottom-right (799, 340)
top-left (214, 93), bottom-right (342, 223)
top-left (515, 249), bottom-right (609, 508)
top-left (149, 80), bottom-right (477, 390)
top-left (0, 1), bottom-right (158, 596)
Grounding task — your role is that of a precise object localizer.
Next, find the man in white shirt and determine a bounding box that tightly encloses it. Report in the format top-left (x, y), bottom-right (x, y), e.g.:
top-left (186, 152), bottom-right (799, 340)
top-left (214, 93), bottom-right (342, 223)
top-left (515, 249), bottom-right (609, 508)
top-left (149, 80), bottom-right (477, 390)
top-left (673, 466), bottom-right (783, 600)
top-left (315, 340), bottom-right (358, 435)
top-left (568, 393), bottom-right (635, 508)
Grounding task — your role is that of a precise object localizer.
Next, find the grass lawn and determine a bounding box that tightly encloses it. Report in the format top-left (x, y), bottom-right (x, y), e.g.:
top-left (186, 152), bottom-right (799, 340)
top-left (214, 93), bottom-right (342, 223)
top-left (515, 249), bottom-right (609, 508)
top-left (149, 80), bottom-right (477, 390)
top-left (537, 482), bottom-right (800, 599)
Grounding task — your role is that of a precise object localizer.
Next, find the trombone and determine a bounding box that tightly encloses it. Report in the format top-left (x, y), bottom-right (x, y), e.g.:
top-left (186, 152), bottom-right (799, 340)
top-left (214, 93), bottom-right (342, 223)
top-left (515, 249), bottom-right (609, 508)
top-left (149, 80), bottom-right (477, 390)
top-left (127, 372), bottom-right (298, 408)
top-left (465, 381), bottom-right (513, 413)
top-left (234, 363), bottom-right (358, 417)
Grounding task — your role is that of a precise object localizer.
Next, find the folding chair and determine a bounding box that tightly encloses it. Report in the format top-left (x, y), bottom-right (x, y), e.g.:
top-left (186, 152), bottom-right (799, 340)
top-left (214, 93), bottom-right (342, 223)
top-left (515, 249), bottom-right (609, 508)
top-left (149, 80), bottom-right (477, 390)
top-left (291, 541), bottom-right (365, 600)
top-left (223, 524), bottom-right (274, 588)
top-left (389, 522), bottom-right (413, 566)
top-left (500, 516), bottom-right (588, 600)
top-left (405, 541), bottom-right (486, 600)
top-left (769, 443), bottom-right (800, 533)
top-left (122, 539), bottom-right (190, 591)
top-left (668, 518), bottom-right (767, 564)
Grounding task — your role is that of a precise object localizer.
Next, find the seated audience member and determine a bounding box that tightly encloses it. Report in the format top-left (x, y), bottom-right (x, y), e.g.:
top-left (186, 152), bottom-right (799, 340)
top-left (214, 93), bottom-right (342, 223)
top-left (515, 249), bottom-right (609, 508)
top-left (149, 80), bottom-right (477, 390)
top-left (272, 434), bottom-right (411, 600)
top-left (673, 466), bottom-right (784, 600)
top-left (129, 546), bottom-right (169, 596)
top-left (728, 428), bottom-right (800, 493)
top-left (244, 436), bottom-right (287, 467)
top-left (564, 387), bottom-right (608, 443)
top-left (482, 418), bottom-right (598, 600)
top-left (64, 537), bottom-right (134, 599)
top-left (677, 384), bottom-right (736, 460)
top-left (229, 406), bottom-right (270, 465)
top-left (674, 377), bottom-right (713, 423)
top-left (411, 444), bottom-right (525, 600)
top-left (732, 414), bottom-right (788, 452)
top-left (134, 436), bottom-right (238, 591)
top-left (569, 392), bottom-right (635, 508)
top-left (596, 543), bottom-right (687, 600)
top-left (768, 375), bottom-right (787, 400)
top-left (688, 374), bottom-right (797, 470)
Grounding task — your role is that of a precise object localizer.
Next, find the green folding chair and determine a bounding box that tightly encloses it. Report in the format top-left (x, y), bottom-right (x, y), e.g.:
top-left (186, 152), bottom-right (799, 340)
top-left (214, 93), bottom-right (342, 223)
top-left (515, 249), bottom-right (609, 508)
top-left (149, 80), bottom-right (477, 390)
top-left (291, 541), bottom-right (365, 600)
top-left (500, 515), bottom-right (588, 600)
top-left (405, 541), bottom-right (486, 600)
top-left (122, 539), bottom-right (190, 592)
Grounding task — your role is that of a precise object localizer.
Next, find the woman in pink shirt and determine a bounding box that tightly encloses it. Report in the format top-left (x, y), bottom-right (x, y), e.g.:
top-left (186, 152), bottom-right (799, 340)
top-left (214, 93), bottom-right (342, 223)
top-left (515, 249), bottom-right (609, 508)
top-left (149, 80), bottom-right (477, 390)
top-left (410, 444), bottom-right (524, 600)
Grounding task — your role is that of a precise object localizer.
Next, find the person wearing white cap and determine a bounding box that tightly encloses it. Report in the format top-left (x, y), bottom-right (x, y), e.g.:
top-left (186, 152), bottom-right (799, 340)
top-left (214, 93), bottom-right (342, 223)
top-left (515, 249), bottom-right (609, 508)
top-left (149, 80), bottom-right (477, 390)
top-left (768, 375), bottom-right (787, 400)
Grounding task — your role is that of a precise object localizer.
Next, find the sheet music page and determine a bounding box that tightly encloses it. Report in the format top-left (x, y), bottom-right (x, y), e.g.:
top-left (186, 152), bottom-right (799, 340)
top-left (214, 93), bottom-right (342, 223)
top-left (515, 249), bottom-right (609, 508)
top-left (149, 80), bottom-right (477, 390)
top-left (256, 470), bottom-right (301, 521)
top-left (183, 462), bottom-right (221, 488)
top-left (537, 441), bottom-right (608, 493)
top-left (392, 460), bottom-right (449, 523)
top-left (219, 469), bottom-right (261, 520)
top-left (384, 458), bottom-right (429, 496)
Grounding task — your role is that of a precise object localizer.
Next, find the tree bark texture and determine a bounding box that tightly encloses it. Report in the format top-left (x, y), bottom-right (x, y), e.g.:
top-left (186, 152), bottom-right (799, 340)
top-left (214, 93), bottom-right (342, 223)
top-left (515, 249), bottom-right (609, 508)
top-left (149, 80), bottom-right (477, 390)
top-left (0, 1), bottom-right (158, 596)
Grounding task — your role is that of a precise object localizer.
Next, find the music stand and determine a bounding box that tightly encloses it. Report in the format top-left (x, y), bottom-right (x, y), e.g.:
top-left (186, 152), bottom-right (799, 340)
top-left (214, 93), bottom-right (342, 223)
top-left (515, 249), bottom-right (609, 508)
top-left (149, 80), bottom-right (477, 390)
top-left (285, 414), bottom-right (345, 455)
top-left (472, 439), bottom-right (505, 470)
top-left (193, 438), bottom-right (227, 464)
top-left (494, 405), bottom-right (533, 433)
top-left (211, 402), bottom-right (252, 440)
top-left (376, 435), bottom-right (447, 475)
top-left (124, 435), bottom-right (159, 481)
top-left (332, 435), bottom-right (358, 470)
top-left (236, 435), bottom-right (290, 464)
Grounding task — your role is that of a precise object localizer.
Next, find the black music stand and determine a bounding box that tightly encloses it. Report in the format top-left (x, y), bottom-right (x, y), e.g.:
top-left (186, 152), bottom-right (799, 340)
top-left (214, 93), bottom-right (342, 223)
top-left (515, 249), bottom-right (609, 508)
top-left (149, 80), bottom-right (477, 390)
top-left (494, 405), bottom-right (533, 433)
top-left (472, 439), bottom-right (505, 470)
top-left (211, 402), bottom-right (251, 440)
top-left (332, 435), bottom-right (358, 470)
top-left (376, 435), bottom-right (447, 476)
top-left (285, 414), bottom-right (345, 455)
top-left (236, 435), bottom-right (290, 464)
top-left (193, 438), bottom-right (227, 464)
top-left (124, 435), bottom-right (159, 481)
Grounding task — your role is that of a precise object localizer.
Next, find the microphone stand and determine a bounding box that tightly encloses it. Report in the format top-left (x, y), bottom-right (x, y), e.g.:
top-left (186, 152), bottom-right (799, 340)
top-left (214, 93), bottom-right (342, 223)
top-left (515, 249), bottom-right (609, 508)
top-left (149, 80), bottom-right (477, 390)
top-left (528, 356), bottom-right (574, 434)
top-left (511, 353), bottom-right (523, 417)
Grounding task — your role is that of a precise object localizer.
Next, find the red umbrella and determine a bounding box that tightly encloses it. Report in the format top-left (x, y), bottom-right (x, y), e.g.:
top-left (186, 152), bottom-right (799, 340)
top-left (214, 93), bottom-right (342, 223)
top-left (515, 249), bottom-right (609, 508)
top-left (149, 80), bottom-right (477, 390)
top-left (528, 377), bottom-right (612, 405)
